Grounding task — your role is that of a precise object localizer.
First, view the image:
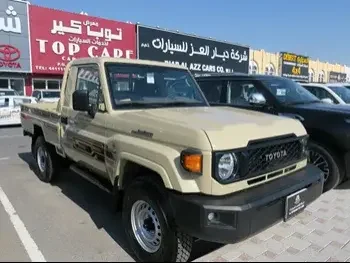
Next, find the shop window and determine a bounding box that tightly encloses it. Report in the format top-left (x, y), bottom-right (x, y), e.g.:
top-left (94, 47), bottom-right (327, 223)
top-left (47, 80), bottom-right (60, 89)
top-left (33, 79), bottom-right (62, 90)
top-left (0, 79), bottom-right (8, 88)
top-left (10, 79), bottom-right (25, 95)
top-left (265, 63), bottom-right (275, 75)
top-left (33, 79), bottom-right (46, 90)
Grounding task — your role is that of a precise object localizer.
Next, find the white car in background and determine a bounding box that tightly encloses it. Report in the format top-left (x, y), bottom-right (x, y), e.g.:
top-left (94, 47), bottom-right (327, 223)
top-left (301, 83), bottom-right (350, 105)
top-left (0, 88), bottom-right (19, 96)
top-left (31, 89), bottom-right (61, 103)
top-left (0, 96), bottom-right (37, 126)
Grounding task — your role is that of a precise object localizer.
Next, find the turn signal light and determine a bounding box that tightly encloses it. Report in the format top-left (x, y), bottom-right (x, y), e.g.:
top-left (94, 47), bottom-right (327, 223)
top-left (181, 150), bottom-right (203, 174)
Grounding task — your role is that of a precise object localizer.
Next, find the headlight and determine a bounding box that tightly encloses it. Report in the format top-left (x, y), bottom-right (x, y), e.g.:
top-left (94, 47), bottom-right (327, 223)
top-left (216, 152), bottom-right (239, 183)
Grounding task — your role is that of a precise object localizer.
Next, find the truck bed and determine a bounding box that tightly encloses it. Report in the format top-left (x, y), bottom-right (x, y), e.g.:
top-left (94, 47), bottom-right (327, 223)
top-left (21, 102), bottom-right (61, 147)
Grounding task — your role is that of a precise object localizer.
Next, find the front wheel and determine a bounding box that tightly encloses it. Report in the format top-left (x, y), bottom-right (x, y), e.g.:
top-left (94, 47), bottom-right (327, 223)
top-left (122, 178), bottom-right (193, 262)
top-left (308, 141), bottom-right (343, 193)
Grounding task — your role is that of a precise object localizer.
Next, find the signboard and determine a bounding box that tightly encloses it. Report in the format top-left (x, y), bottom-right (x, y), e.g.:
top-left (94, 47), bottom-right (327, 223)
top-left (279, 52), bottom-right (309, 81)
top-left (328, 71), bottom-right (347, 83)
top-left (137, 25), bottom-right (250, 74)
top-left (29, 5), bottom-right (137, 74)
top-left (0, 0), bottom-right (31, 72)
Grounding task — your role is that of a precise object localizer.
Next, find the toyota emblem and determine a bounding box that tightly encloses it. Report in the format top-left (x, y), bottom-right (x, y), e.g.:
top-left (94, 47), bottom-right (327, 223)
top-left (0, 45), bottom-right (20, 62)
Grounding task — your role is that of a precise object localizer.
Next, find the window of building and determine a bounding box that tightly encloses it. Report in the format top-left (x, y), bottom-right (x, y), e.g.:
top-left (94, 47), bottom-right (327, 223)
top-left (249, 61), bottom-right (259, 74)
top-left (33, 79), bottom-right (62, 90)
top-left (309, 69), bottom-right (315, 82)
top-left (264, 63), bottom-right (275, 75)
top-left (318, 71), bottom-right (325, 83)
top-left (0, 78), bottom-right (24, 95)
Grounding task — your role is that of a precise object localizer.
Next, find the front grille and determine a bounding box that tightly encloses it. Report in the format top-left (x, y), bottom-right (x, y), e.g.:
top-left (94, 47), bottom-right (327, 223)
top-left (246, 139), bottom-right (303, 176)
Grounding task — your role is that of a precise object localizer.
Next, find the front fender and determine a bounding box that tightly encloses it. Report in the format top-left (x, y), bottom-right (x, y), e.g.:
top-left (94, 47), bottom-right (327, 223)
top-left (104, 134), bottom-right (211, 194)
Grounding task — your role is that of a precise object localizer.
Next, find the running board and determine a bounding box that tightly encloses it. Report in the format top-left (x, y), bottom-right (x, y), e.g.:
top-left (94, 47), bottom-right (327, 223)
top-left (70, 165), bottom-right (113, 194)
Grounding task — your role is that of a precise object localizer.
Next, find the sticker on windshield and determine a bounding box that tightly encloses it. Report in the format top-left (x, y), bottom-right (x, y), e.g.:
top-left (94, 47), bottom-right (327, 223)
top-left (276, 89), bottom-right (286, 96)
top-left (147, 73), bottom-right (155, 84)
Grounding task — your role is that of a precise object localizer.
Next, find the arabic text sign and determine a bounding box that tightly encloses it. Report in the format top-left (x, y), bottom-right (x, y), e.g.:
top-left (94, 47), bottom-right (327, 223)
top-left (280, 52), bottom-right (309, 81)
top-left (328, 71), bottom-right (347, 83)
top-left (29, 5), bottom-right (137, 74)
top-left (138, 26), bottom-right (250, 74)
top-left (0, 0), bottom-right (30, 72)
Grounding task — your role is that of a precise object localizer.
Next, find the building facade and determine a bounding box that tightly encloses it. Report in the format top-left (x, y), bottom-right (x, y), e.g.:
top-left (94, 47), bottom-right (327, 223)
top-left (249, 49), bottom-right (346, 83)
top-left (0, 0), bottom-right (31, 95)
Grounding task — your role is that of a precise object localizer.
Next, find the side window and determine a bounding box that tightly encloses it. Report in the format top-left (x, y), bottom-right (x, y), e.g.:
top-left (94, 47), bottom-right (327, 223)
top-left (75, 66), bottom-right (106, 112)
top-left (227, 80), bottom-right (266, 106)
top-left (197, 80), bottom-right (224, 103)
top-left (310, 86), bottom-right (336, 103)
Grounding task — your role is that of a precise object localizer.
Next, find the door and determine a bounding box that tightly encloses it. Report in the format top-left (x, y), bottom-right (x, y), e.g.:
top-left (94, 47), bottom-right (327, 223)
top-left (60, 64), bottom-right (108, 176)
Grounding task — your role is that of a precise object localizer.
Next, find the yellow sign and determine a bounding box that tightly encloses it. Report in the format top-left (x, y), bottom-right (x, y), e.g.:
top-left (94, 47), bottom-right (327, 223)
top-left (292, 66), bottom-right (301, 75)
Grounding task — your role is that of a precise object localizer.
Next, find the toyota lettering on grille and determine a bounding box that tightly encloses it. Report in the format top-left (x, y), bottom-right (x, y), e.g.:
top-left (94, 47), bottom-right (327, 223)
top-left (265, 150), bottom-right (287, 162)
top-left (0, 45), bottom-right (21, 69)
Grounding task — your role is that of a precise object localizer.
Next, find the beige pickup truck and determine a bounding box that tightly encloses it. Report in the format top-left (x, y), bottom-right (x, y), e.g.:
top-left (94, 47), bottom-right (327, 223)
top-left (21, 57), bottom-right (324, 262)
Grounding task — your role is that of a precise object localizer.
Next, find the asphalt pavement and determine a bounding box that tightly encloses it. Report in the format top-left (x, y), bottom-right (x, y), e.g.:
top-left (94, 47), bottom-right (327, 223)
top-left (0, 127), bottom-right (220, 262)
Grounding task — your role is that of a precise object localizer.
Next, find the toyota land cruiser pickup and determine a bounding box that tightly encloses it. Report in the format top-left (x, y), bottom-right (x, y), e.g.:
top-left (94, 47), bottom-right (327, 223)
top-left (20, 58), bottom-right (324, 262)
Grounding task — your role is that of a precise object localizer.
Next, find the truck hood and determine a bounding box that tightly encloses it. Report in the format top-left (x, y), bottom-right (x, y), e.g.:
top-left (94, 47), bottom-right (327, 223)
top-left (114, 106), bottom-right (306, 151)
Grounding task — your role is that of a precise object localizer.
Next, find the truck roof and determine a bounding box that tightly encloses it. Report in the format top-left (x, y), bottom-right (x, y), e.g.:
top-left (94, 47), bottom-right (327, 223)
top-left (67, 57), bottom-right (187, 70)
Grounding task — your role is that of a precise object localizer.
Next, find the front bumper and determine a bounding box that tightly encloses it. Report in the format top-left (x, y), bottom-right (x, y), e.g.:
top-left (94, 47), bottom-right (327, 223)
top-left (168, 164), bottom-right (324, 244)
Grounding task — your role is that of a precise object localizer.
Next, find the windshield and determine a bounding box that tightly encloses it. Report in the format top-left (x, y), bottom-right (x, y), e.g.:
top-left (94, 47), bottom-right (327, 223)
top-left (260, 77), bottom-right (320, 105)
top-left (42, 91), bottom-right (60, 98)
top-left (327, 86), bottom-right (350, 103)
top-left (0, 90), bottom-right (16, 96)
top-left (105, 63), bottom-right (208, 109)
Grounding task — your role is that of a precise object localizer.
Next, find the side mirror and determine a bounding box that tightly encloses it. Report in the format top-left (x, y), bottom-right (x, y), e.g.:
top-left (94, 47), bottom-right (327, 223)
top-left (248, 92), bottom-right (266, 105)
top-left (321, 98), bottom-right (333, 104)
top-left (73, 90), bottom-right (89, 111)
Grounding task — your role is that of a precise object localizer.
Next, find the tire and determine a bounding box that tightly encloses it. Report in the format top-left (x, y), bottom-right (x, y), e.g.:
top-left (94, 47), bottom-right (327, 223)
top-left (122, 177), bottom-right (193, 262)
top-left (308, 140), bottom-right (343, 193)
top-left (33, 136), bottom-right (60, 183)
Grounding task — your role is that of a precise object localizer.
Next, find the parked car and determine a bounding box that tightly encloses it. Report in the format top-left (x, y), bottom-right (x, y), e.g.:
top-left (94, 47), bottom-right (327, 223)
top-left (301, 83), bottom-right (350, 105)
top-left (32, 89), bottom-right (61, 102)
top-left (0, 88), bottom-right (19, 96)
top-left (0, 96), bottom-right (37, 126)
top-left (20, 57), bottom-right (324, 262)
top-left (195, 73), bottom-right (350, 193)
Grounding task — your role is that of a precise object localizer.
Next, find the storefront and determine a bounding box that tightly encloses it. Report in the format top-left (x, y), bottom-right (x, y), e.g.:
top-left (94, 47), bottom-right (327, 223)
top-left (28, 5), bottom-right (137, 95)
top-left (0, 0), bottom-right (31, 95)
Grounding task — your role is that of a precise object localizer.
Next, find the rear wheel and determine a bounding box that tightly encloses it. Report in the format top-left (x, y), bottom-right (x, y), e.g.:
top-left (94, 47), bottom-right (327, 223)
top-left (33, 136), bottom-right (60, 183)
top-left (308, 140), bottom-right (343, 193)
top-left (122, 177), bottom-right (193, 262)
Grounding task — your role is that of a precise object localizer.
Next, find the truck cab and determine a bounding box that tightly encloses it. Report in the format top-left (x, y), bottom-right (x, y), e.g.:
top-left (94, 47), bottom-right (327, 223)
top-left (21, 58), bottom-right (323, 262)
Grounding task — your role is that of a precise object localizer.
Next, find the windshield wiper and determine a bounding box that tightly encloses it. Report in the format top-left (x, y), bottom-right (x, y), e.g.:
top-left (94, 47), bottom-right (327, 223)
top-left (116, 102), bottom-right (164, 108)
top-left (284, 100), bottom-right (320, 106)
top-left (160, 101), bottom-right (205, 107)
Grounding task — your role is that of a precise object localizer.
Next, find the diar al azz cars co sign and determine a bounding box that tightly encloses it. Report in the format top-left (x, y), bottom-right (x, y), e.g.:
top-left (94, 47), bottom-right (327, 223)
top-left (279, 52), bottom-right (309, 81)
top-left (137, 25), bottom-right (250, 74)
top-left (0, 0), bottom-right (31, 72)
top-left (328, 71), bottom-right (347, 83)
top-left (29, 5), bottom-right (137, 74)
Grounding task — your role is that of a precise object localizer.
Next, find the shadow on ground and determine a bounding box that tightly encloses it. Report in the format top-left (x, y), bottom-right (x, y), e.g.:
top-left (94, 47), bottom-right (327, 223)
top-left (18, 152), bottom-right (224, 262)
top-left (335, 179), bottom-right (350, 190)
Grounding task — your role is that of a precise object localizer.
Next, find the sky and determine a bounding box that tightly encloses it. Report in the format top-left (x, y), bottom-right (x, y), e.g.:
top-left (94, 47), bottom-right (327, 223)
top-left (31, 0), bottom-right (350, 66)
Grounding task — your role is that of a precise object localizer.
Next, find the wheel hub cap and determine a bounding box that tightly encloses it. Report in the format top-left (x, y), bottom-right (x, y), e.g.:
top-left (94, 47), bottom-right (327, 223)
top-left (131, 200), bottom-right (162, 253)
top-left (37, 147), bottom-right (47, 173)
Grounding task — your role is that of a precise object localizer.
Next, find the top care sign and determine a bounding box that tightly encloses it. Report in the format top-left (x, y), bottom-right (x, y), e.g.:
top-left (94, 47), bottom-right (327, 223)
top-left (29, 5), bottom-right (136, 74)
top-left (137, 25), bottom-right (250, 74)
